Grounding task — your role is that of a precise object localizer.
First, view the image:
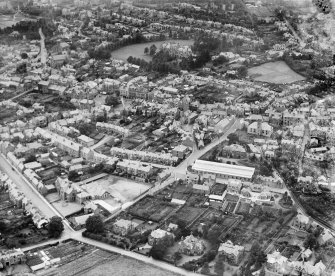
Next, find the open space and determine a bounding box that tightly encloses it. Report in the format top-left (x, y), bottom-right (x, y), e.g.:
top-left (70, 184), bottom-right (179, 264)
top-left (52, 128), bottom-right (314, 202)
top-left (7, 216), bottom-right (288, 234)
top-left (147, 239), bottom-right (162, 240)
top-left (87, 175), bottom-right (152, 203)
top-left (248, 61), bottom-right (306, 84)
top-left (111, 39), bottom-right (194, 62)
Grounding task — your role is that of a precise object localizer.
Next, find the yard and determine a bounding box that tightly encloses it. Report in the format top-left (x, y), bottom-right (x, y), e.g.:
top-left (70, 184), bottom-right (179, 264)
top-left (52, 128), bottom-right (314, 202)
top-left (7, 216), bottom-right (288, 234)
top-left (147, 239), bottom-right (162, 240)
top-left (248, 61), bottom-right (306, 84)
top-left (111, 39), bottom-right (194, 62)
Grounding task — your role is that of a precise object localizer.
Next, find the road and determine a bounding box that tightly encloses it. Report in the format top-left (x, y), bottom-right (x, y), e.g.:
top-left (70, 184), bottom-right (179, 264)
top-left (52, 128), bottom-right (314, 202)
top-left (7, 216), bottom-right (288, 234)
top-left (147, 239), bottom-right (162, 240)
top-left (38, 28), bottom-right (47, 65)
top-left (174, 118), bottom-right (240, 177)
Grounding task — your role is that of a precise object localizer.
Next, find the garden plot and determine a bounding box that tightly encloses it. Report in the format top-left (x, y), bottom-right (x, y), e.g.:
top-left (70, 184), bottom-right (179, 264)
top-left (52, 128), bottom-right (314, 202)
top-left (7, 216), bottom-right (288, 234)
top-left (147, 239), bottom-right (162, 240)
top-left (128, 196), bottom-right (178, 222)
top-left (170, 206), bottom-right (206, 226)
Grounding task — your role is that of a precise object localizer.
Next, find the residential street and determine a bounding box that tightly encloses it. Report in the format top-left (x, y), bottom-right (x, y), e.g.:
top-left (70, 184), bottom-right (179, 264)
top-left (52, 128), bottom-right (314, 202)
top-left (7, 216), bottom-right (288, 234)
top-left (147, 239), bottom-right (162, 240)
top-left (0, 154), bottom-right (74, 235)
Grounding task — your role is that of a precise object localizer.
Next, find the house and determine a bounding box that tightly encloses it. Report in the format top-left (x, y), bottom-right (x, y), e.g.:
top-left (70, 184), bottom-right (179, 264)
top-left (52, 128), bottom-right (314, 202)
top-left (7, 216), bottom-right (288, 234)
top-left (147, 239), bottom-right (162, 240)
top-left (0, 249), bottom-right (26, 267)
top-left (178, 234), bottom-right (206, 256)
top-left (218, 240), bottom-right (244, 265)
top-left (266, 250), bottom-right (290, 274)
top-left (247, 121), bottom-right (273, 137)
top-left (77, 135), bottom-right (95, 147)
top-left (69, 214), bottom-right (93, 229)
top-left (192, 160), bottom-right (255, 186)
top-left (226, 179), bottom-right (242, 194)
top-left (221, 144), bottom-right (247, 159)
top-left (283, 112), bottom-right (305, 126)
top-left (291, 213), bottom-right (311, 232)
top-left (50, 54), bottom-right (67, 68)
top-left (113, 219), bottom-right (139, 236)
top-left (171, 145), bottom-right (188, 159)
top-left (38, 81), bottom-right (49, 93)
top-left (148, 229), bottom-right (174, 246)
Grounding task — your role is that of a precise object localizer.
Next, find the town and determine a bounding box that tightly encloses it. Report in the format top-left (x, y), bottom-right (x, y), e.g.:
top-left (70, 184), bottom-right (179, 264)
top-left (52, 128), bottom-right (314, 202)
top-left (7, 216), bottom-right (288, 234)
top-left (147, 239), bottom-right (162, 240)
top-left (0, 0), bottom-right (335, 275)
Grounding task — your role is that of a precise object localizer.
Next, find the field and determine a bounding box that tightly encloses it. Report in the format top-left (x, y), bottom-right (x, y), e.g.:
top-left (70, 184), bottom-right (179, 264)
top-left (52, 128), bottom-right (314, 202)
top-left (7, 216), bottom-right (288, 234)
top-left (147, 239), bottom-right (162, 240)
top-left (248, 61), bottom-right (306, 84)
top-left (82, 255), bottom-right (181, 276)
top-left (111, 39), bottom-right (194, 62)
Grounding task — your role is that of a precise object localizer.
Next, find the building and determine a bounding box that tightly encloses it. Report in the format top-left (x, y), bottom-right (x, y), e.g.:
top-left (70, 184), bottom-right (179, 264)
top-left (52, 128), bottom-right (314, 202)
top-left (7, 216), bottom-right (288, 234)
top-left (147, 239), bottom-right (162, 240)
top-left (218, 240), bottom-right (244, 265)
top-left (178, 234), bottom-right (206, 256)
top-left (221, 144), bottom-right (247, 159)
top-left (148, 229), bottom-right (174, 246)
top-left (0, 249), bottom-right (26, 267)
top-left (112, 219), bottom-right (138, 236)
top-left (291, 213), bottom-right (311, 232)
top-left (247, 121), bottom-right (273, 137)
top-left (77, 135), bottom-right (95, 147)
top-left (192, 160), bottom-right (255, 186)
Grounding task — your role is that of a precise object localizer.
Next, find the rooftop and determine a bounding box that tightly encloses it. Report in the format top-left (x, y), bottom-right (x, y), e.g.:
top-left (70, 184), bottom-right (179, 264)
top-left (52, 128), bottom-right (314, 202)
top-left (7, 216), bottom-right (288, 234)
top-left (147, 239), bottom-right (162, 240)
top-left (193, 160), bottom-right (255, 179)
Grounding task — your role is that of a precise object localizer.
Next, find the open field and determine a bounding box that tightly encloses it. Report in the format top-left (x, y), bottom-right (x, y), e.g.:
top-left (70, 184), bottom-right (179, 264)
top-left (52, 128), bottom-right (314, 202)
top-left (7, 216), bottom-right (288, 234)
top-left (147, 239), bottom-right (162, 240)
top-left (248, 61), bottom-right (306, 84)
top-left (111, 39), bottom-right (194, 62)
top-left (82, 255), bottom-right (181, 276)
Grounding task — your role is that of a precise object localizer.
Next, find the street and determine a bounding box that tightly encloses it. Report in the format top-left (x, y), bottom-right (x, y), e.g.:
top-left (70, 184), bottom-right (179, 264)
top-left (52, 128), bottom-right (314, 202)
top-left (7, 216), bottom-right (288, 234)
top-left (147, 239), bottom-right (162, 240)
top-left (0, 154), bottom-right (74, 236)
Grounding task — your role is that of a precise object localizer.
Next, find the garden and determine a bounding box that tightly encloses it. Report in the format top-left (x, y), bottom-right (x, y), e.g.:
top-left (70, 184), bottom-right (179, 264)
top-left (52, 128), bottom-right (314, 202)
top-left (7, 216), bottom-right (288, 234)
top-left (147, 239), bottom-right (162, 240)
top-left (128, 196), bottom-right (179, 222)
top-left (0, 190), bottom-right (49, 250)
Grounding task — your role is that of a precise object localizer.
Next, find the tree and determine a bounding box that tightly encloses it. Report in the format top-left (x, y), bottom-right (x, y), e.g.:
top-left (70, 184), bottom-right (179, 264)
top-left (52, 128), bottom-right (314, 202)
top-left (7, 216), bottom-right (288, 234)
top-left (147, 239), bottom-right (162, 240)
top-left (227, 133), bottom-right (239, 145)
top-left (259, 266), bottom-right (266, 276)
top-left (25, 154), bottom-right (37, 164)
top-left (16, 62), bottom-right (27, 74)
top-left (48, 216), bottom-right (64, 238)
top-left (214, 254), bottom-right (225, 276)
top-left (68, 171), bottom-right (79, 181)
top-left (144, 47), bottom-right (149, 54)
top-left (201, 262), bottom-right (210, 274)
top-left (85, 215), bottom-right (104, 234)
top-left (21, 52), bottom-right (28, 59)
top-left (105, 95), bottom-right (119, 107)
top-left (149, 44), bottom-right (157, 56)
top-left (0, 220), bottom-right (7, 232)
top-left (173, 251), bottom-right (182, 264)
top-left (304, 233), bottom-right (319, 250)
top-left (149, 244), bottom-right (166, 260)
top-left (207, 225), bottom-right (221, 244)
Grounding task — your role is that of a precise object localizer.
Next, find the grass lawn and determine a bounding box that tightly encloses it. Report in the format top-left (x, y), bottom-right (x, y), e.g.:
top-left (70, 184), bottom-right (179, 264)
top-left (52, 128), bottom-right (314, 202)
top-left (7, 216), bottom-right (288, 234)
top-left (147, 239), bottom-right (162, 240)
top-left (248, 61), bottom-right (306, 84)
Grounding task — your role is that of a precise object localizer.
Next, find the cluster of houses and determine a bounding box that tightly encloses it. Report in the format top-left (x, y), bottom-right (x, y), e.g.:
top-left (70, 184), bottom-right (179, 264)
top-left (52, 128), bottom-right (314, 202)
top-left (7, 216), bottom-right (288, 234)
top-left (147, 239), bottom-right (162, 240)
top-left (0, 172), bottom-right (48, 228)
